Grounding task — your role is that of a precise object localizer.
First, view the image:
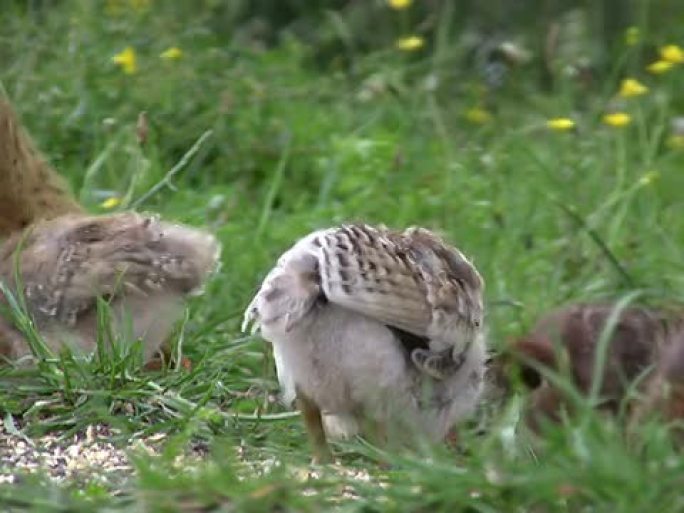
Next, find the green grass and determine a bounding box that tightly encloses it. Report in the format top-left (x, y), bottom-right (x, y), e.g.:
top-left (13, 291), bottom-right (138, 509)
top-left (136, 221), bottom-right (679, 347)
top-left (2, 1), bottom-right (684, 511)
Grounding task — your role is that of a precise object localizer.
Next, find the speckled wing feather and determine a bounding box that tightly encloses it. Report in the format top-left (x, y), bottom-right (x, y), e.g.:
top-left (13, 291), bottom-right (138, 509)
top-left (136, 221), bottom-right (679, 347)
top-left (317, 225), bottom-right (483, 348)
top-left (314, 225), bottom-right (431, 336)
top-left (243, 224), bottom-right (483, 354)
top-left (0, 212), bottom-right (219, 328)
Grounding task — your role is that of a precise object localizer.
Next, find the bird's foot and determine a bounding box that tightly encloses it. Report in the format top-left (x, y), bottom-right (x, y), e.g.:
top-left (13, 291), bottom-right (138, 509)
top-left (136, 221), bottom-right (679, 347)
top-left (311, 447), bottom-right (334, 465)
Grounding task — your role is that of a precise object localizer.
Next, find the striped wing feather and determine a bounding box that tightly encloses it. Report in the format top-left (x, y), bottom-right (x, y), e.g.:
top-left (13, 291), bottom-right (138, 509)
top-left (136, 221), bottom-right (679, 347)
top-left (243, 224), bottom-right (481, 348)
top-left (317, 225), bottom-right (456, 339)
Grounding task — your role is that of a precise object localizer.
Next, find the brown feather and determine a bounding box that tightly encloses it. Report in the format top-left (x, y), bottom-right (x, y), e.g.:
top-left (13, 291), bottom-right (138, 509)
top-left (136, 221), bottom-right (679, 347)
top-left (508, 303), bottom-right (684, 431)
top-left (0, 96), bottom-right (83, 237)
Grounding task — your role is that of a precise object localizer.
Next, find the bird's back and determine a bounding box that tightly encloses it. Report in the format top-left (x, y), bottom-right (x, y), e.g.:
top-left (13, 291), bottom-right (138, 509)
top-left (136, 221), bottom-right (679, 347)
top-left (0, 212), bottom-right (220, 360)
top-left (245, 224), bottom-right (483, 352)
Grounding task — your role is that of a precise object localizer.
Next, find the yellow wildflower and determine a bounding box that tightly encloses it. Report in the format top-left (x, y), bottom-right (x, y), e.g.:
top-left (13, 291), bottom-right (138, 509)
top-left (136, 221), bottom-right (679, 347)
top-left (160, 46), bottom-right (183, 61)
top-left (387, 0), bottom-right (412, 9)
top-left (105, 0), bottom-right (124, 16)
top-left (112, 46), bottom-right (137, 74)
top-left (100, 196), bottom-right (122, 209)
top-left (624, 26), bottom-right (640, 46)
top-left (660, 44), bottom-right (684, 64)
top-left (396, 36), bottom-right (425, 52)
top-left (465, 107), bottom-right (492, 124)
top-left (637, 170), bottom-right (659, 186)
top-left (647, 60), bottom-right (675, 74)
top-left (129, 0), bottom-right (151, 11)
top-left (667, 135), bottom-right (684, 150)
top-left (106, 0), bottom-right (149, 16)
top-left (618, 78), bottom-right (648, 98)
top-left (602, 112), bottom-right (631, 128)
top-left (546, 118), bottom-right (576, 132)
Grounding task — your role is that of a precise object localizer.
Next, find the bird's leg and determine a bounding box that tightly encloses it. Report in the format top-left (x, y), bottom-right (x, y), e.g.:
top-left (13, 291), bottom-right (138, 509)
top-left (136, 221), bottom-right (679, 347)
top-left (0, 314), bottom-right (31, 361)
top-left (143, 346), bottom-right (193, 372)
top-left (444, 427), bottom-right (459, 449)
top-left (295, 387), bottom-right (333, 464)
top-left (361, 417), bottom-right (388, 448)
top-left (362, 419), bottom-right (393, 469)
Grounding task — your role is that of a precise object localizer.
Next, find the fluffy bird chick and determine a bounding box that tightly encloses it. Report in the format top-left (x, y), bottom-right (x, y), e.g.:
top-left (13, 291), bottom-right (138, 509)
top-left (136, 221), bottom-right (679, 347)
top-left (243, 224), bottom-right (486, 462)
top-left (509, 304), bottom-right (681, 432)
top-left (629, 331), bottom-right (684, 441)
top-left (0, 213), bottom-right (219, 362)
top-left (0, 96), bottom-right (219, 363)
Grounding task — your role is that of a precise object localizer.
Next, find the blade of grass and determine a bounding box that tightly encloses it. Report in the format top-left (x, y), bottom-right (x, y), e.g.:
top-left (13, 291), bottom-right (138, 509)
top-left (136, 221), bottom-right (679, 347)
top-left (586, 291), bottom-right (644, 409)
top-left (256, 138), bottom-right (292, 239)
top-left (550, 197), bottom-right (635, 288)
top-left (131, 129), bottom-right (213, 209)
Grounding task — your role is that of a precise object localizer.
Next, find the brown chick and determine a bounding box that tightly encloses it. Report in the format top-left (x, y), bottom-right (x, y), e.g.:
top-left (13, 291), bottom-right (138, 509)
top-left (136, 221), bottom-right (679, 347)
top-left (0, 96), bottom-right (219, 364)
top-left (0, 213), bottom-right (219, 362)
top-left (508, 304), bottom-right (681, 432)
top-left (629, 330), bottom-right (684, 441)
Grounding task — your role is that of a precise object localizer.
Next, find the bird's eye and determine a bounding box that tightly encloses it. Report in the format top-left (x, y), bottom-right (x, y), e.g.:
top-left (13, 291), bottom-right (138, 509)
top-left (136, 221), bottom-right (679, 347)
top-left (455, 278), bottom-right (466, 288)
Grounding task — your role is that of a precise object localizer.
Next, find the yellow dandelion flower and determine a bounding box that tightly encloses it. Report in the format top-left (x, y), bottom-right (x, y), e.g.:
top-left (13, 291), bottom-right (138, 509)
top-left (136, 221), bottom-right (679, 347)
top-left (637, 170), bottom-right (659, 186)
top-left (667, 134), bottom-right (684, 150)
top-left (660, 44), bottom-right (684, 64)
top-left (396, 36), bottom-right (425, 52)
top-left (112, 46), bottom-right (137, 75)
top-left (105, 0), bottom-right (124, 16)
top-left (387, 0), bottom-right (412, 9)
top-left (106, 0), bottom-right (149, 16)
top-left (129, 0), bottom-right (151, 11)
top-left (160, 46), bottom-right (183, 61)
top-left (100, 196), bottom-right (122, 209)
top-left (602, 112), bottom-right (631, 128)
top-left (618, 78), bottom-right (648, 98)
top-left (546, 117), bottom-right (576, 132)
top-left (647, 60), bottom-right (675, 74)
top-left (624, 26), bottom-right (640, 46)
top-left (465, 107), bottom-right (492, 124)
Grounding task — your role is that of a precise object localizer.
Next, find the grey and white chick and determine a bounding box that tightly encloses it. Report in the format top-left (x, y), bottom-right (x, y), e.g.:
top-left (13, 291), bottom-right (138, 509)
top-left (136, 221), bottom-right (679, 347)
top-left (242, 224), bottom-right (486, 462)
top-left (0, 212), bottom-right (219, 363)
